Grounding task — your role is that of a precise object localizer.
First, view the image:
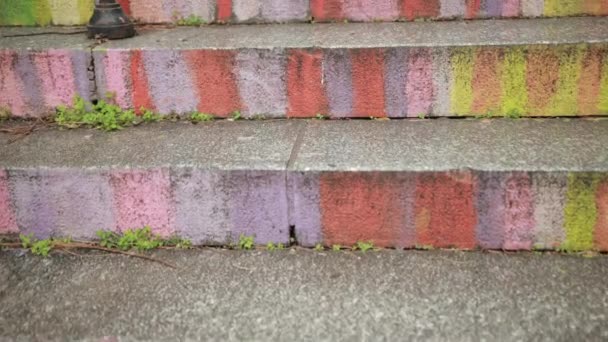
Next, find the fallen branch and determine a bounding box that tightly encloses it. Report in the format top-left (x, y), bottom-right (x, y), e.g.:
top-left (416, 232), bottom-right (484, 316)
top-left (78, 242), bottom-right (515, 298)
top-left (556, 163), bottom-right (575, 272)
top-left (0, 241), bottom-right (177, 269)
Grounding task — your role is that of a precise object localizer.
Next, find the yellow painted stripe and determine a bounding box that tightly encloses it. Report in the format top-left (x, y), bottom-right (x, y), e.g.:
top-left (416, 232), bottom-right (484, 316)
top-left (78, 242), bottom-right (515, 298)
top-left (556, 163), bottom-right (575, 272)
top-left (450, 48), bottom-right (475, 116)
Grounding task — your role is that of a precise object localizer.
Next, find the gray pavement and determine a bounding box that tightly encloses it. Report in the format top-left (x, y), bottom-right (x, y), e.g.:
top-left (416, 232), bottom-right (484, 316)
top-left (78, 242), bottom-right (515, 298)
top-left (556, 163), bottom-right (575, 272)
top-left (1, 249), bottom-right (607, 341)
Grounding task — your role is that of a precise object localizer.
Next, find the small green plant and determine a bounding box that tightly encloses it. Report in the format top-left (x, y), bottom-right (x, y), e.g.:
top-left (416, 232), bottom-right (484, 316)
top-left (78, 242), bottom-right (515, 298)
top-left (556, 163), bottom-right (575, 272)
top-left (266, 242), bottom-right (276, 251)
top-left (354, 241), bottom-right (375, 252)
top-left (141, 108), bottom-right (162, 123)
top-left (251, 114), bottom-right (266, 120)
top-left (315, 113), bottom-right (327, 120)
top-left (505, 108), bottom-right (522, 119)
top-left (276, 243), bottom-right (285, 250)
top-left (230, 111), bottom-right (242, 121)
top-left (332, 244), bottom-right (341, 251)
top-left (31, 239), bottom-right (53, 257)
top-left (238, 234), bottom-right (255, 250)
top-left (417, 113), bottom-right (426, 119)
top-left (175, 14), bottom-right (205, 26)
top-left (55, 96), bottom-right (138, 131)
top-left (19, 233), bottom-right (34, 249)
top-left (165, 235), bottom-right (193, 249)
top-left (314, 243), bottom-right (324, 251)
top-left (190, 112), bottom-right (214, 123)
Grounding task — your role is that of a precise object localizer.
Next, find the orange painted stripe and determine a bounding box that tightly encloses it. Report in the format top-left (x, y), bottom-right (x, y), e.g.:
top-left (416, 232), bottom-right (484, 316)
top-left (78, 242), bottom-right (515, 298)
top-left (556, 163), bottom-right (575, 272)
top-left (311, 0), bottom-right (344, 21)
top-left (217, 0), bottom-right (232, 22)
top-left (578, 46), bottom-right (603, 115)
top-left (594, 177), bottom-right (608, 251)
top-left (402, 0), bottom-right (440, 20)
top-left (466, 0), bottom-right (481, 18)
top-left (415, 172), bottom-right (477, 249)
top-left (352, 49), bottom-right (386, 117)
top-left (471, 48), bottom-right (502, 115)
top-left (287, 49), bottom-right (328, 118)
top-left (184, 50), bottom-right (241, 117)
top-left (130, 50), bottom-right (155, 114)
top-left (320, 172), bottom-right (406, 248)
top-left (526, 47), bottom-right (560, 114)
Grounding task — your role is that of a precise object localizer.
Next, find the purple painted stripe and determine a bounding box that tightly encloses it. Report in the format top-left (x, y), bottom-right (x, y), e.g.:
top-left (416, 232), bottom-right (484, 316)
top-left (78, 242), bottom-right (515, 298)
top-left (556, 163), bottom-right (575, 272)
top-left (323, 49), bottom-right (353, 118)
top-left (384, 48), bottom-right (408, 118)
top-left (143, 50), bottom-right (198, 114)
top-left (71, 51), bottom-right (92, 102)
top-left (395, 173), bottom-right (417, 248)
top-left (229, 171), bottom-right (289, 244)
top-left (8, 170), bottom-right (115, 239)
top-left (483, 0), bottom-right (503, 17)
top-left (476, 172), bottom-right (505, 249)
top-left (15, 52), bottom-right (44, 115)
top-left (172, 169), bottom-right (232, 245)
top-left (261, 0), bottom-right (309, 21)
top-left (431, 47), bottom-right (451, 116)
top-left (290, 172), bottom-right (322, 246)
top-left (236, 49), bottom-right (287, 117)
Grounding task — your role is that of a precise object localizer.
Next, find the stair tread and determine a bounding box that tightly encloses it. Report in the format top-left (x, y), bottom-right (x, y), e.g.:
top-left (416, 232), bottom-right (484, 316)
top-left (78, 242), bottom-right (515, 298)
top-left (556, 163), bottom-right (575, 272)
top-left (1, 119), bottom-right (606, 172)
top-left (2, 17), bottom-right (608, 51)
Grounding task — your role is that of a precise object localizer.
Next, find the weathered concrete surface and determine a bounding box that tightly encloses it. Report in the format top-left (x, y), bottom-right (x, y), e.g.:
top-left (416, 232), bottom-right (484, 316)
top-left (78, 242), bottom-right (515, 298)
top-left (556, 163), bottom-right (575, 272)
top-left (0, 249), bottom-right (607, 341)
top-left (2, 0), bottom-right (608, 26)
top-left (289, 119), bottom-right (608, 249)
top-left (1, 119), bottom-right (607, 251)
top-left (0, 121), bottom-right (302, 244)
top-left (5, 17), bottom-right (607, 118)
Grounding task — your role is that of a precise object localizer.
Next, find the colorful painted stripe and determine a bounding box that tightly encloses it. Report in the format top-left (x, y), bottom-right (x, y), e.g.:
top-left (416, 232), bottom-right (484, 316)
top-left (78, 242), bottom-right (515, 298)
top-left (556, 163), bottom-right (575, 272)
top-left (2, 0), bottom-right (608, 26)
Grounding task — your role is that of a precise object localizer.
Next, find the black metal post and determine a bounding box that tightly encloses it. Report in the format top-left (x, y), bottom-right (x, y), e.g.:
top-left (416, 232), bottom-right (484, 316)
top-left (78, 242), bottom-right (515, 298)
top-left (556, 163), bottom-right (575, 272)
top-left (87, 0), bottom-right (135, 39)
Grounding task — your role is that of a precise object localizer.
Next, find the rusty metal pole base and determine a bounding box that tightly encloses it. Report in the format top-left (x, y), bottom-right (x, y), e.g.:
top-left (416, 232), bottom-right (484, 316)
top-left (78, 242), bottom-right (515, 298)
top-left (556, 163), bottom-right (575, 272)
top-left (87, 0), bottom-right (135, 40)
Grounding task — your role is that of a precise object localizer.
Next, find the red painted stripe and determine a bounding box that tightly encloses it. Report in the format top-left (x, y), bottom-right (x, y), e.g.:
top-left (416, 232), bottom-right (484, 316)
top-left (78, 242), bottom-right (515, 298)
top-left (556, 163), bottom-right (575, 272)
top-left (594, 178), bottom-right (608, 251)
top-left (578, 46), bottom-right (603, 115)
top-left (319, 172), bottom-right (407, 248)
top-left (287, 49), bottom-right (328, 118)
top-left (415, 172), bottom-right (477, 249)
top-left (352, 49), bottom-right (386, 117)
top-left (117, 0), bottom-right (131, 16)
top-left (466, 0), bottom-right (481, 18)
top-left (402, 0), bottom-right (440, 20)
top-left (184, 50), bottom-right (241, 117)
top-left (311, 0), bottom-right (344, 21)
top-left (217, 0), bottom-right (232, 22)
top-left (526, 48), bottom-right (560, 114)
top-left (130, 50), bottom-right (155, 114)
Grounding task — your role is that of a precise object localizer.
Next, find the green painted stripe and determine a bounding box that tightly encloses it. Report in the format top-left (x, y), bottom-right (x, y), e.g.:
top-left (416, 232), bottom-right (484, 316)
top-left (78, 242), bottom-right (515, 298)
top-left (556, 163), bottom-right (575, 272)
top-left (598, 52), bottom-right (608, 113)
top-left (544, 0), bottom-right (582, 17)
top-left (450, 48), bottom-right (475, 116)
top-left (562, 173), bottom-right (601, 252)
top-left (78, 0), bottom-right (95, 24)
top-left (500, 47), bottom-right (528, 117)
top-left (546, 45), bottom-right (585, 116)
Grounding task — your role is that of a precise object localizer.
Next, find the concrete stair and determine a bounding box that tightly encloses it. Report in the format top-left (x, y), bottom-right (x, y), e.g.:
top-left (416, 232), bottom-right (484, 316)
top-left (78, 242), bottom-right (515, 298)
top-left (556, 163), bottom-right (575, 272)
top-left (2, 17), bottom-right (608, 118)
top-left (1, 119), bottom-right (607, 251)
top-left (2, 0), bottom-right (607, 26)
top-left (1, 10), bottom-right (608, 252)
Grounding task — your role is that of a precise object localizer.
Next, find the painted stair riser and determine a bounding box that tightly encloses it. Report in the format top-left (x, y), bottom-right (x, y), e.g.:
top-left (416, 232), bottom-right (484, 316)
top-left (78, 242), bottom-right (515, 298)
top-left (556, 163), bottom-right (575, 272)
top-left (3, 44), bottom-right (608, 118)
top-left (2, 0), bottom-right (608, 26)
top-left (1, 169), bottom-right (607, 251)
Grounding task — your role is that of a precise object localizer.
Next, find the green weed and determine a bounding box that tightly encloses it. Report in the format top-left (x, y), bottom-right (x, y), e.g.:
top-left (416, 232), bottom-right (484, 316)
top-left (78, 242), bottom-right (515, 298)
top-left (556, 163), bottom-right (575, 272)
top-left (31, 239), bottom-right (53, 257)
top-left (175, 14), bottom-right (205, 26)
top-left (238, 234), bottom-right (255, 250)
top-left (315, 113), bottom-right (327, 120)
top-left (354, 241), bottom-right (375, 252)
top-left (230, 111), bottom-right (242, 121)
top-left (314, 243), bottom-right (324, 251)
top-left (190, 112), bottom-right (214, 123)
top-left (332, 244), bottom-right (342, 251)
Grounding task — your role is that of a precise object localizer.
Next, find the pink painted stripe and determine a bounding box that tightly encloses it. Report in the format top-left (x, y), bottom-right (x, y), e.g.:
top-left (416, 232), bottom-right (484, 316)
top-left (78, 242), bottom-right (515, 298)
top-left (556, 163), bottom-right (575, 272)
top-left (343, 0), bottom-right (399, 21)
top-left (0, 51), bottom-right (27, 116)
top-left (102, 50), bottom-right (132, 108)
top-left (405, 48), bottom-right (434, 117)
top-left (0, 170), bottom-right (18, 234)
top-left (502, 0), bottom-right (520, 17)
top-left (110, 169), bottom-right (175, 237)
top-left (34, 50), bottom-right (77, 109)
top-left (503, 172), bottom-right (535, 250)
